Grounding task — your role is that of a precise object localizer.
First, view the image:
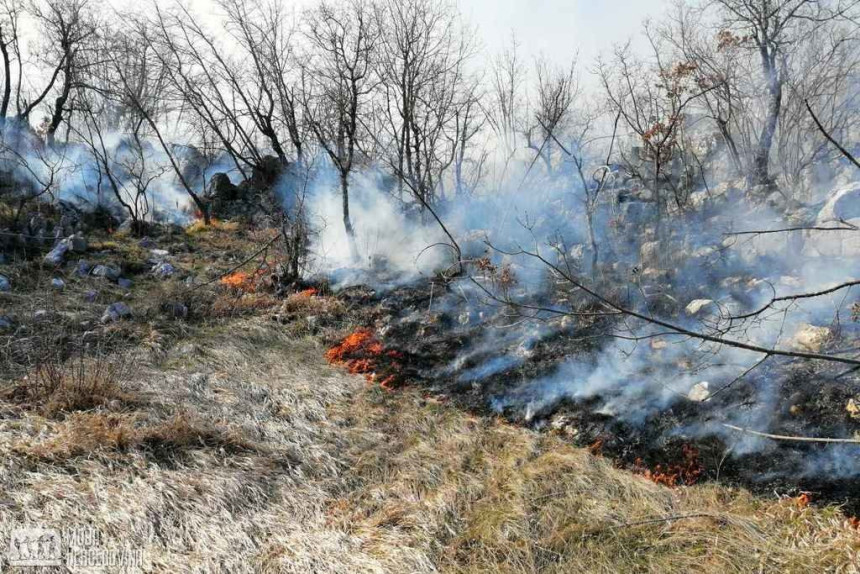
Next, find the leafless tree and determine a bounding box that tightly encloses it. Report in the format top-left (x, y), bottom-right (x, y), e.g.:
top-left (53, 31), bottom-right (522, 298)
top-left (524, 57), bottom-right (579, 175)
top-left (598, 36), bottom-right (715, 238)
top-left (486, 35), bottom-right (524, 163)
top-left (375, 0), bottom-right (477, 205)
top-left (707, 0), bottom-right (860, 188)
top-left (29, 0), bottom-right (99, 147)
top-left (302, 0), bottom-right (379, 256)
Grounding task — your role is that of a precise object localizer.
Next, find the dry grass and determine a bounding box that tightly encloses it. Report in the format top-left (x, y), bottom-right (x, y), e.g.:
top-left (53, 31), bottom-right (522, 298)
top-left (2, 353), bottom-right (138, 418)
top-left (186, 219), bottom-right (241, 235)
top-left (325, 388), bottom-right (860, 573)
top-left (1, 317), bottom-right (859, 573)
top-left (22, 411), bottom-right (258, 462)
top-left (210, 291), bottom-right (281, 317)
top-left (280, 292), bottom-right (346, 317)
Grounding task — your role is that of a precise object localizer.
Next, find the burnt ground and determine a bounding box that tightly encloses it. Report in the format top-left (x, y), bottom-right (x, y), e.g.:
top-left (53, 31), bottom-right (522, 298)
top-left (334, 277), bottom-right (860, 515)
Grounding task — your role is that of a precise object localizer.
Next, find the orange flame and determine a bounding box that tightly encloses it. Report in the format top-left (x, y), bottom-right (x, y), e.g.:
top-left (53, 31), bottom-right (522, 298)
top-left (325, 328), bottom-right (400, 389)
top-left (220, 271), bottom-right (257, 292)
top-left (634, 445), bottom-right (703, 487)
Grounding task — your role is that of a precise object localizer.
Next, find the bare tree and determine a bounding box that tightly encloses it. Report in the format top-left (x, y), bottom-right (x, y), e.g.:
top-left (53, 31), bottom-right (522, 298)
top-left (29, 0), bottom-right (99, 147)
top-left (598, 37), bottom-right (715, 237)
top-left (486, 35), bottom-right (524, 163)
top-left (302, 0), bottom-right (379, 256)
top-left (524, 57), bottom-right (579, 175)
top-left (708, 0), bottom-right (859, 188)
top-left (375, 0), bottom-right (476, 205)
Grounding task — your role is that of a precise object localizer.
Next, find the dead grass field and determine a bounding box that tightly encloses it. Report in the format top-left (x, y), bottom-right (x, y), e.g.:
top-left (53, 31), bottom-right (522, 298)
top-left (1, 315), bottom-right (859, 573)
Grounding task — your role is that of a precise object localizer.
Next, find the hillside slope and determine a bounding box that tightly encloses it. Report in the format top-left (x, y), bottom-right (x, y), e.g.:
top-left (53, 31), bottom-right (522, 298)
top-left (2, 314), bottom-right (859, 572)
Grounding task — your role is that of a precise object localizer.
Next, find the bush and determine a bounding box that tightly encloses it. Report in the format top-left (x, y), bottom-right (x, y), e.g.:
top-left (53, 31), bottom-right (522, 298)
top-left (3, 353), bottom-right (137, 419)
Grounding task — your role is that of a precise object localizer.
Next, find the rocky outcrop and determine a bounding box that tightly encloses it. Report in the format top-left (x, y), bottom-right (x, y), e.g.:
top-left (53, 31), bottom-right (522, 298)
top-left (802, 182), bottom-right (860, 258)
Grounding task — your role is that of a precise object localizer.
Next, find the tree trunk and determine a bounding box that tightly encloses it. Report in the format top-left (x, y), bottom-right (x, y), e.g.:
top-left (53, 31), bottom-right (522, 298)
top-left (0, 31), bottom-right (11, 119)
top-left (753, 55), bottom-right (782, 188)
top-left (340, 170), bottom-right (357, 260)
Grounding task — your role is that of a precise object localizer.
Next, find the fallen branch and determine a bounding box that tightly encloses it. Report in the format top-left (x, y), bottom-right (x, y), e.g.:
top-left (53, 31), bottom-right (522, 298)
top-left (723, 224), bottom-right (857, 236)
top-left (722, 424), bottom-right (860, 444)
top-left (187, 231), bottom-right (283, 292)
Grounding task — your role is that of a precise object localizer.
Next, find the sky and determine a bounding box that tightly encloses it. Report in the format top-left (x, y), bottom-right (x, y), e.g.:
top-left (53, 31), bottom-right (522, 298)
top-left (459, 0), bottom-right (668, 71)
top-left (178, 0), bottom-right (670, 75)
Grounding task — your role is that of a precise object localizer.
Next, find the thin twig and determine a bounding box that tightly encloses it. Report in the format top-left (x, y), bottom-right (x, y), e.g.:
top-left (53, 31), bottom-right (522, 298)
top-left (187, 231), bottom-right (283, 292)
top-left (722, 424), bottom-right (860, 444)
top-left (723, 224), bottom-right (857, 236)
top-left (805, 99), bottom-right (860, 170)
top-left (583, 513), bottom-right (720, 537)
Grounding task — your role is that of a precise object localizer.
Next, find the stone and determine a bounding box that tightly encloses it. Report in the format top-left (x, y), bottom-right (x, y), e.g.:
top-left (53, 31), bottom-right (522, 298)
top-left (84, 290), bottom-right (98, 302)
top-left (0, 315), bottom-right (12, 330)
top-left (0, 274), bottom-right (10, 292)
top-left (790, 324), bottom-right (831, 353)
top-left (117, 278), bottom-right (133, 289)
top-left (75, 259), bottom-right (92, 277)
top-left (34, 309), bottom-right (48, 320)
top-left (688, 381), bottom-right (710, 402)
top-left (43, 240), bottom-right (69, 266)
top-left (138, 237), bottom-right (157, 249)
top-left (51, 278), bottom-right (65, 290)
top-left (69, 232), bottom-right (87, 253)
top-left (101, 302), bottom-right (132, 323)
top-left (685, 299), bottom-right (716, 317)
top-left (803, 182), bottom-right (860, 257)
top-left (149, 249), bottom-right (170, 261)
top-left (92, 264), bottom-right (121, 282)
top-left (152, 262), bottom-right (176, 278)
top-left (161, 302), bottom-right (188, 319)
top-left (208, 172), bottom-right (239, 201)
top-left (816, 182), bottom-right (860, 223)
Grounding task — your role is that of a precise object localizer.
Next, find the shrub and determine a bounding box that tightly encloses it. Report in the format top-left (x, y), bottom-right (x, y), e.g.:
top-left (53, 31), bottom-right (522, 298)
top-left (3, 353), bottom-right (137, 419)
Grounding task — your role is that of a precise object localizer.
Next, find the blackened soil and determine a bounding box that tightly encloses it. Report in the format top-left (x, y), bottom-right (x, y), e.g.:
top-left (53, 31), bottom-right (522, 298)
top-left (337, 279), bottom-right (860, 516)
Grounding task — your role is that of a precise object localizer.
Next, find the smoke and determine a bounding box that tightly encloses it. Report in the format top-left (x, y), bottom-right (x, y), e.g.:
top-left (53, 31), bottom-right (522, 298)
top-left (0, 126), bottom-right (213, 225)
top-left (299, 150), bottom-right (859, 476)
top-left (305, 166), bottom-right (451, 287)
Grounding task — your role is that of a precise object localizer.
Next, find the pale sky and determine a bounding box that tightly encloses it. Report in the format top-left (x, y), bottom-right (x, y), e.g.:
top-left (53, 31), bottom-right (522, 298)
top-left (459, 0), bottom-right (668, 71)
top-left (178, 0), bottom-right (670, 74)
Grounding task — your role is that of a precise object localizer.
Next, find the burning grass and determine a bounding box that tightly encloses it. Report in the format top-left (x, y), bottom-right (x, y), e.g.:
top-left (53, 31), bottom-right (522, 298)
top-left (325, 327), bottom-right (403, 389)
top-left (220, 270), bottom-right (262, 292)
top-left (633, 444), bottom-right (704, 487)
